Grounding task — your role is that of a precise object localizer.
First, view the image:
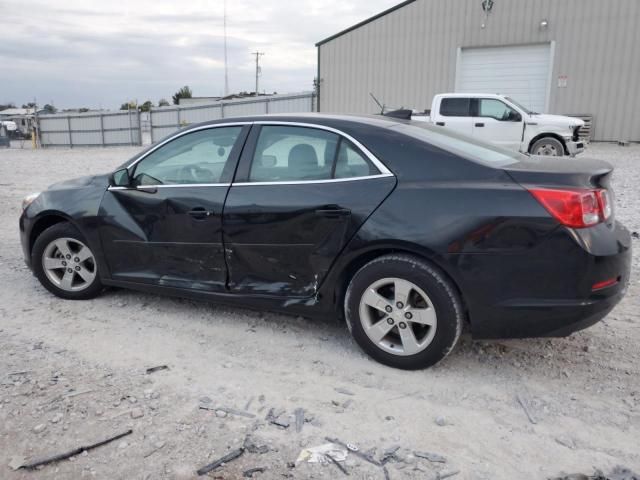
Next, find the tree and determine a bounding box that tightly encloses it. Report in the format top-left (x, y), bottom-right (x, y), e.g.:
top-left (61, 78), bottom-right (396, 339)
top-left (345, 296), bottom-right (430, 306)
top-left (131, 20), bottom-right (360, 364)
top-left (120, 101), bottom-right (137, 111)
top-left (22, 102), bottom-right (36, 109)
top-left (172, 86), bottom-right (192, 105)
top-left (138, 100), bottom-right (153, 112)
top-left (158, 98), bottom-right (170, 107)
top-left (0, 103), bottom-right (16, 110)
top-left (42, 104), bottom-right (57, 114)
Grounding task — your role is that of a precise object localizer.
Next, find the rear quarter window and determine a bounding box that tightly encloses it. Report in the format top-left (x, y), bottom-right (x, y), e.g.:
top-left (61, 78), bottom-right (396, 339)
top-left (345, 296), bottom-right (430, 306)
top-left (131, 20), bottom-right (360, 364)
top-left (440, 98), bottom-right (471, 117)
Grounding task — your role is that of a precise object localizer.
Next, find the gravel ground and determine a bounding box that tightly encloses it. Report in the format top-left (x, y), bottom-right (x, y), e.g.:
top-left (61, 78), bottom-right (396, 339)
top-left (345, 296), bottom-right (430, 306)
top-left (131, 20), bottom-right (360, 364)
top-left (0, 142), bottom-right (639, 480)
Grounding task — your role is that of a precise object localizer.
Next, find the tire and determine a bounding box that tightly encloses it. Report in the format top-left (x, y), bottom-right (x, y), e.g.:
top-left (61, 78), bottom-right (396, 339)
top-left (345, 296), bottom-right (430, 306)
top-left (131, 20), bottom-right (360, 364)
top-left (31, 222), bottom-right (103, 300)
top-left (344, 254), bottom-right (463, 369)
top-left (530, 137), bottom-right (565, 157)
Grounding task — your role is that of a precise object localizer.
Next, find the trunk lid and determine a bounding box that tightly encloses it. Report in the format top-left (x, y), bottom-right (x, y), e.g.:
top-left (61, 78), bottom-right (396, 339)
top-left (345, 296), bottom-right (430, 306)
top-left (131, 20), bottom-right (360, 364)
top-left (503, 155), bottom-right (613, 189)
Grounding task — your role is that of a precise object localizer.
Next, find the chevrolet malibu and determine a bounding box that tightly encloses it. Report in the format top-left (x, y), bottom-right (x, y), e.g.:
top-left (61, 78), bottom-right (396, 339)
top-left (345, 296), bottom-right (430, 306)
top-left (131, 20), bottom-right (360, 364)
top-left (19, 115), bottom-right (631, 369)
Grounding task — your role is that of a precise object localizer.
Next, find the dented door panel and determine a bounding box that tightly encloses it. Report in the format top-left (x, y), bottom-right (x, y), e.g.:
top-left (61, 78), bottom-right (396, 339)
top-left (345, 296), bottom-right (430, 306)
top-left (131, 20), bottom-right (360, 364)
top-left (98, 186), bottom-right (228, 292)
top-left (222, 177), bottom-right (396, 297)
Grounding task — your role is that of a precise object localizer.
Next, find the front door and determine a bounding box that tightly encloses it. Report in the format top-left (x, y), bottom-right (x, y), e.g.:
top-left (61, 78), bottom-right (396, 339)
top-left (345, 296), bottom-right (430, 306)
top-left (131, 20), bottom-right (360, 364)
top-left (222, 124), bottom-right (396, 297)
top-left (472, 98), bottom-right (523, 151)
top-left (99, 124), bottom-right (249, 292)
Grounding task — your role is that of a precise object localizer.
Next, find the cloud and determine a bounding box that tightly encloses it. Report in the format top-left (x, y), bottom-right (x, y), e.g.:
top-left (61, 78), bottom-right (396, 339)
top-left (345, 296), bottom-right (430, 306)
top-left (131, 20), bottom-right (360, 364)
top-left (0, 0), bottom-right (400, 109)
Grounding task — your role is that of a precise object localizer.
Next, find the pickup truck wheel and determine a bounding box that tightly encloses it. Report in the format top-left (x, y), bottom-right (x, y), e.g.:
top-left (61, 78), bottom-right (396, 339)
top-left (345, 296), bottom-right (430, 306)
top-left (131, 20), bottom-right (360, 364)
top-left (531, 137), bottom-right (565, 157)
top-left (344, 254), bottom-right (463, 370)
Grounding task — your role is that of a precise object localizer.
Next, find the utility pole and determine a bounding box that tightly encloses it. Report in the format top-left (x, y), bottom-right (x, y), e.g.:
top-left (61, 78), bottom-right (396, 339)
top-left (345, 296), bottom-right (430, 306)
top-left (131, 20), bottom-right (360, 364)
top-left (252, 51), bottom-right (264, 96)
top-left (223, 0), bottom-right (229, 96)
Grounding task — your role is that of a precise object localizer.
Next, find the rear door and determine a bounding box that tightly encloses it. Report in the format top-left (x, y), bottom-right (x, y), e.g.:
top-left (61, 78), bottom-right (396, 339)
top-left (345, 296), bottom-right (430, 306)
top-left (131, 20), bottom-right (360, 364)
top-left (222, 123), bottom-right (396, 297)
top-left (434, 97), bottom-right (473, 136)
top-left (99, 124), bottom-right (249, 292)
top-left (472, 98), bottom-right (523, 151)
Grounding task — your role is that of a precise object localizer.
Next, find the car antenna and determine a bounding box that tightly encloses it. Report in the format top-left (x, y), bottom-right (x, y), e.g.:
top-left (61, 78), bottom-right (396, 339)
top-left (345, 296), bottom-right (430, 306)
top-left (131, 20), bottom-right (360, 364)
top-left (369, 92), bottom-right (385, 114)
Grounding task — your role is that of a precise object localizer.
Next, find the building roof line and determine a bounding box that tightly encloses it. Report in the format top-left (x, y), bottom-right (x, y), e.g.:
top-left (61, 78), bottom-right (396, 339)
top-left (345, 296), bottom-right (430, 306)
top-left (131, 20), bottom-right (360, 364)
top-left (315, 0), bottom-right (417, 47)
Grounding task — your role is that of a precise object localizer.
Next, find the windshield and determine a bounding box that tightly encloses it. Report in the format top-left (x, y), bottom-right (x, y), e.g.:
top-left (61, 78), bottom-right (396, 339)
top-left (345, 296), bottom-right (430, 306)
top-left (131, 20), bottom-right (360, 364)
top-left (393, 122), bottom-right (524, 167)
top-left (505, 97), bottom-right (537, 115)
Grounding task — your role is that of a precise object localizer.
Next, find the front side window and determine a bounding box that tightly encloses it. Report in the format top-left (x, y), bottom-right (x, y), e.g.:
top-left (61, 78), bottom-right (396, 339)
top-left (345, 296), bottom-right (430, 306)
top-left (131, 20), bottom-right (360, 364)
top-left (477, 99), bottom-right (519, 121)
top-left (440, 98), bottom-right (471, 117)
top-left (132, 126), bottom-right (242, 186)
top-left (248, 126), bottom-right (380, 182)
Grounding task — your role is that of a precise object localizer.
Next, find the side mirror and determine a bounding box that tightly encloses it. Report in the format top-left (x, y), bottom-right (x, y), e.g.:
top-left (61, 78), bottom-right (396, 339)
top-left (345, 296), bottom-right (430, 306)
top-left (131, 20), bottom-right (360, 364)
top-left (509, 111), bottom-right (522, 122)
top-left (110, 168), bottom-right (131, 187)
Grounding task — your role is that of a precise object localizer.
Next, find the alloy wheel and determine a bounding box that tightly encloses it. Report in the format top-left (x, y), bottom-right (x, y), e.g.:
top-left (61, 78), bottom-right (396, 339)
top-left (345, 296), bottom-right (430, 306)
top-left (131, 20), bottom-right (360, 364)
top-left (42, 237), bottom-right (97, 292)
top-left (358, 277), bottom-right (437, 356)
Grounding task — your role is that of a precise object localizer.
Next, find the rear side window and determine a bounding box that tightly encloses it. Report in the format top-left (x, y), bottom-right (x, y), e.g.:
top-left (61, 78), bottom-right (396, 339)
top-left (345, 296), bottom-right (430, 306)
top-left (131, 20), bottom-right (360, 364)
top-left (440, 98), bottom-right (471, 117)
top-left (334, 140), bottom-right (379, 178)
top-left (248, 126), bottom-right (379, 182)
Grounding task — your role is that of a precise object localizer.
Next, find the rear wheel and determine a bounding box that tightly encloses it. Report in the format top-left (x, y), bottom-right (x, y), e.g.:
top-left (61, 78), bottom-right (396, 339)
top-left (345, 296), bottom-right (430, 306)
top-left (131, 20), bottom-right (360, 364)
top-left (344, 254), bottom-right (463, 369)
top-left (32, 223), bottom-right (103, 300)
top-left (531, 137), bottom-right (565, 157)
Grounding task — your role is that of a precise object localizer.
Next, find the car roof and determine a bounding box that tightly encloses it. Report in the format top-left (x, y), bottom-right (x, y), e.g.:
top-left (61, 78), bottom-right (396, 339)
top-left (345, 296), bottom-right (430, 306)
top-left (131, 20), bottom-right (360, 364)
top-left (182, 113), bottom-right (407, 131)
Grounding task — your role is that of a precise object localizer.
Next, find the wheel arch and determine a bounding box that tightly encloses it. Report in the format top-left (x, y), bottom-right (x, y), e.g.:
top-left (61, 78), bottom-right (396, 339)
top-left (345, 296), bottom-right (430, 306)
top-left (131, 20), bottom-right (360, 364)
top-left (327, 243), bottom-right (468, 322)
top-left (528, 133), bottom-right (569, 155)
top-left (29, 212), bottom-right (74, 256)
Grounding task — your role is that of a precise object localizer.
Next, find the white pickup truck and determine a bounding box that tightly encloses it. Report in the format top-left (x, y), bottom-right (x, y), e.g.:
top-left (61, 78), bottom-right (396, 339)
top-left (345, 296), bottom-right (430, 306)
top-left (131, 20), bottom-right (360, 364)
top-left (412, 93), bottom-right (585, 157)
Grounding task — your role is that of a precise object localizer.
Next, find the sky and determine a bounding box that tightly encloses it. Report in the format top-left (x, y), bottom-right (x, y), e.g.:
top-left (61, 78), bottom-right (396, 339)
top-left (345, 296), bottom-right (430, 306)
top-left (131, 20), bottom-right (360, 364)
top-left (0, 0), bottom-right (400, 110)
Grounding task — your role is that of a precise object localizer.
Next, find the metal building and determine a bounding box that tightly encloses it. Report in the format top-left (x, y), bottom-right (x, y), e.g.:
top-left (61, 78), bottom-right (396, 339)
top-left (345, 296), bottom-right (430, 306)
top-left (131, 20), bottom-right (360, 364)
top-left (316, 0), bottom-right (640, 141)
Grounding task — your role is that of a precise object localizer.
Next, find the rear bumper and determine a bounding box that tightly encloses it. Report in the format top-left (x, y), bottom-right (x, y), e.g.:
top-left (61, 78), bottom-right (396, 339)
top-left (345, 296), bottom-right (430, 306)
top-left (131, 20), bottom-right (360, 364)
top-left (456, 221), bottom-right (632, 339)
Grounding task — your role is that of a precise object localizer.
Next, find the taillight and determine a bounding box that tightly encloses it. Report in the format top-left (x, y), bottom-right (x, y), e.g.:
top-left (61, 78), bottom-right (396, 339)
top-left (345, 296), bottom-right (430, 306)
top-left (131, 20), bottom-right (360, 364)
top-left (528, 187), bottom-right (612, 228)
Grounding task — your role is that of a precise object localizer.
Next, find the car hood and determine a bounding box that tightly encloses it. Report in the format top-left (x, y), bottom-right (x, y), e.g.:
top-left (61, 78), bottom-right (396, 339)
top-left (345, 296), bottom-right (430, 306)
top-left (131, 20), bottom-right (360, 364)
top-left (530, 113), bottom-right (584, 129)
top-left (48, 173), bottom-right (110, 191)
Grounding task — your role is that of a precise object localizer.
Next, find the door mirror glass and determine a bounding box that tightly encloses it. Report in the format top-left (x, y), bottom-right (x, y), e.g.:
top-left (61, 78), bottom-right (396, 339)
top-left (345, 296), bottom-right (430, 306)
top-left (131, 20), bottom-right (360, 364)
top-left (508, 111), bottom-right (522, 122)
top-left (111, 168), bottom-right (131, 187)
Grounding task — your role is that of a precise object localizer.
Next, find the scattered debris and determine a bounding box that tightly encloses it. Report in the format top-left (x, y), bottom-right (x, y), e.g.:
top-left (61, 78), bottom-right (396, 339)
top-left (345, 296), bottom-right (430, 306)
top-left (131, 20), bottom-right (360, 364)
top-left (294, 408), bottom-right (305, 433)
top-left (555, 436), bottom-right (577, 449)
top-left (435, 415), bottom-right (447, 427)
top-left (243, 467), bottom-right (266, 478)
top-left (516, 393), bottom-right (537, 424)
top-left (145, 365), bottom-right (169, 374)
top-left (244, 396), bottom-right (255, 411)
top-left (196, 448), bottom-right (245, 476)
top-left (326, 453), bottom-right (349, 475)
top-left (9, 456), bottom-right (26, 471)
top-left (380, 445), bottom-right (401, 465)
top-left (414, 451), bottom-right (447, 463)
top-left (130, 407), bottom-right (144, 419)
top-left (549, 466), bottom-right (640, 480)
top-left (66, 389), bottom-right (94, 398)
top-left (325, 437), bottom-right (382, 467)
top-left (33, 423), bottom-right (47, 434)
top-left (346, 443), bottom-right (358, 452)
top-left (438, 470), bottom-right (461, 479)
top-left (296, 443), bottom-right (348, 464)
top-left (342, 399), bottom-right (353, 409)
top-left (200, 404), bottom-right (256, 418)
top-left (632, 231), bottom-right (639, 239)
top-left (243, 435), bottom-right (270, 454)
top-left (383, 465), bottom-right (391, 480)
top-left (50, 412), bottom-right (64, 424)
top-left (335, 387), bottom-right (355, 396)
top-left (20, 429), bottom-right (133, 470)
top-left (143, 441), bottom-right (166, 458)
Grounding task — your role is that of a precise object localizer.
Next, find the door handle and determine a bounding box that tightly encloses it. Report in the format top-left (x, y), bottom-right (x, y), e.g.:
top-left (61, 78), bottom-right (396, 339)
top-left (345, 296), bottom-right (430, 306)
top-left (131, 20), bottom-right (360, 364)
top-left (436, 122), bottom-right (445, 126)
top-left (475, 123), bottom-right (485, 127)
top-left (315, 207), bottom-right (351, 218)
top-left (188, 207), bottom-right (213, 219)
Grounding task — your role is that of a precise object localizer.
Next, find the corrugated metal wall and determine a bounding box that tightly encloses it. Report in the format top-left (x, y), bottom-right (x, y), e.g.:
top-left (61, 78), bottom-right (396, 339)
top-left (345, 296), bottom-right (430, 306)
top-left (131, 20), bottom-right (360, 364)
top-left (318, 0), bottom-right (640, 141)
top-left (39, 111), bottom-right (141, 147)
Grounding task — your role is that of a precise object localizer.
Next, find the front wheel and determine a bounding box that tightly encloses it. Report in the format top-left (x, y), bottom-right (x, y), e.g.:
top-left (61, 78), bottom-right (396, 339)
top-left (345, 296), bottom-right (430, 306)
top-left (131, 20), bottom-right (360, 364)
top-left (344, 254), bottom-right (463, 369)
top-left (530, 137), bottom-right (565, 156)
top-left (32, 223), bottom-right (103, 300)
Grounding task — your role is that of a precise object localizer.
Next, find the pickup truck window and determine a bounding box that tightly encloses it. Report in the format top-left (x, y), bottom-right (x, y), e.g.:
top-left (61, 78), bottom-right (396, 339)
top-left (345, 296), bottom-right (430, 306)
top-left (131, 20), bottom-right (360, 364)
top-left (440, 98), bottom-right (471, 117)
top-left (477, 99), bottom-right (519, 121)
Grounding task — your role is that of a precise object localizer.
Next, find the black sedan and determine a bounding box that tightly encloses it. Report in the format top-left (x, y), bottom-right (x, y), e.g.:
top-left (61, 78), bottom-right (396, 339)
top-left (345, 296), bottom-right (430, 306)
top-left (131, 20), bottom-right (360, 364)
top-left (19, 115), bottom-right (631, 369)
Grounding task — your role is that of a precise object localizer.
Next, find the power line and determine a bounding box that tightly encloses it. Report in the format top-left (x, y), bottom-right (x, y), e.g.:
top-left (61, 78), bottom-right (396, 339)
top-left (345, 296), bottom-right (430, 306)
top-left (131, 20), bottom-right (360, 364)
top-left (223, 0), bottom-right (229, 96)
